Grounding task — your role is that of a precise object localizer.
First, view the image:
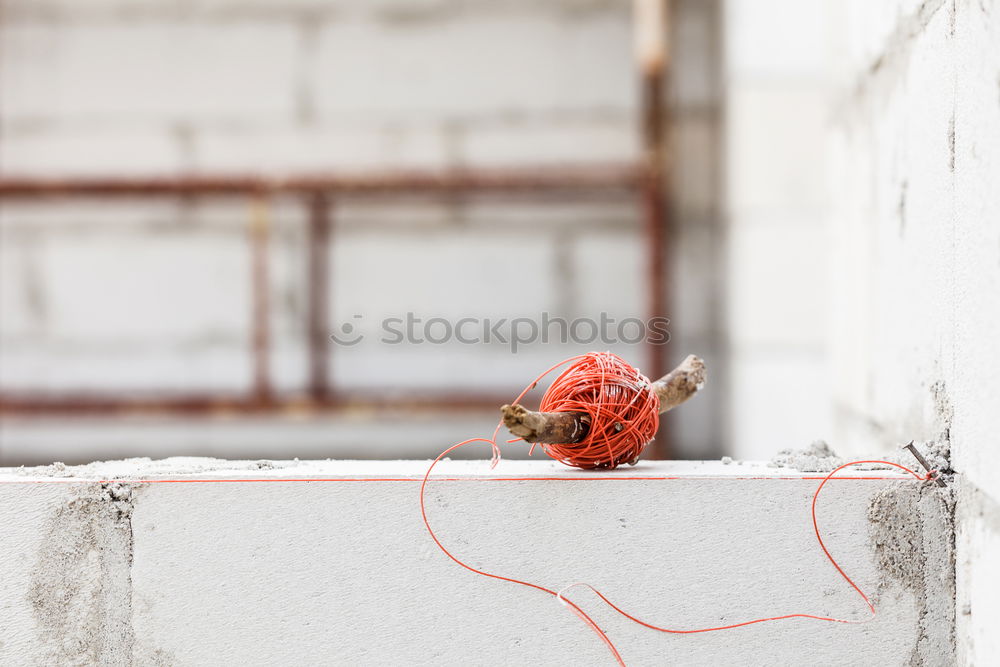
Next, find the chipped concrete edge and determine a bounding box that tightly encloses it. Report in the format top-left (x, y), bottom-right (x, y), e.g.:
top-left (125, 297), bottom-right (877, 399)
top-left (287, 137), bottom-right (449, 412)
top-left (760, 437), bottom-right (959, 664)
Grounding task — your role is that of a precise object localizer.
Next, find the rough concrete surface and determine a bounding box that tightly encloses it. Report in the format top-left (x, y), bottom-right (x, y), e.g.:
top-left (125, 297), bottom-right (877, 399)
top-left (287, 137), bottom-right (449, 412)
top-left (0, 458), bottom-right (955, 666)
top-left (826, 0), bottom-right (1000, 661)
top-left (27, 482), bottom-right (137, 666)
top-left (868, 482), bottom-right (955, 665)
top-left (770, 440), bottom-right (844, 472)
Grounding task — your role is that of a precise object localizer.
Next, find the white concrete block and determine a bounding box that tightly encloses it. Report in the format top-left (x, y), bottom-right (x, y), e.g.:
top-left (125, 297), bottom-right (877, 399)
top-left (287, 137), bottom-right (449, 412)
top-left (328, 198), bottom-right (654, 389)
top-left (832, 0), bottom-right (939, 78)
top-left (725, 86), bottom-right (829, 214)
top-left (0, 344), bottom-right (252, 392)
top-left (0, 229), bottom-right (42, 339)
top-left (455, 200), bottom-right (640, 232)
top-left (824, 0), bottom-right (999, 652)
top-left (0, 459), bottom-right (952, 665)
top-left (672, 0), bottom-right (722, 108)
top-left (0, 201), bottom-right (183, 229)
top-left (0, 126), bottom-right (183, 175)
top-left (570, 233), bottom-right (644, 322)
top-left (38, 230), bottom-right (250, 340)
top-left (0, 22), bottom-right (298, 121)
top-left (331, 340), bottom-right (597, 392)
top-left (331, 230), bottom-right (557, 325)
top-left (311, 13), bottom-right (635, 119)
top-left (671, 114), bottom-right (719, 219)
top-left (194, 122), bottom-right (453, 171)
top-left (956, 484), bottom-right (1000, 667)
top-left (673, 220), bottom-right (722, 340)
top-left (728, 351), bottom-right (832, 461)
top-left (725, 0), bottom-right (830, 80)
top-left (461, 117), bottom-right (636, 167)
top-left (4, 0), bottom-right (184, 16)
top-left (328, 229), bottom-right (567, 389)
top-left (949, 0), bottom-right (1000, 503)
top-left (828, 0), bottom-right (958, 457)
top-left (0, 222), bottom-right (256, 391)
top-left (726, 222), bottom-right (829, 348)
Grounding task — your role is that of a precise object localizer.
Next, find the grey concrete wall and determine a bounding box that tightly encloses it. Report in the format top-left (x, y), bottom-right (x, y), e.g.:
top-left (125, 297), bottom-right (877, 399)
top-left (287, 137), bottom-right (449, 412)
top-left (825, 0), bottom-right (1000, 662)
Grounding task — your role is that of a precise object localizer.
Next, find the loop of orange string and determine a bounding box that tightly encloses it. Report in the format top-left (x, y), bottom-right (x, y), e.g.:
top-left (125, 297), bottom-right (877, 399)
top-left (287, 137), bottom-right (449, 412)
top-left (420, 353), bottom-right (937, 666)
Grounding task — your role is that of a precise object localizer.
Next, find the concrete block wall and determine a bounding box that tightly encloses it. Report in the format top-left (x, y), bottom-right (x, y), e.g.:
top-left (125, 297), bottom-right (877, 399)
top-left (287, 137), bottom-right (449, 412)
top-left (825, 0), bottom-right (1000, 662)
top-left (0, 0), bottom-right (725, 462)
top-left (0, 458), bottom-right (955, 665)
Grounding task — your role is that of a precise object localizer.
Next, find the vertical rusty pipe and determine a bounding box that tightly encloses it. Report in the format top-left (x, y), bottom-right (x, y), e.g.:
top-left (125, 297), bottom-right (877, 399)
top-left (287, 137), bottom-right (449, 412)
top-left (642, 76), bottom-right (668, 384)
top-left (634, 0), bottom-right (671, 457)
top-left (249, 197), bottom-right (273, 403)
top-left (307, 194), bottom-right (331, 399)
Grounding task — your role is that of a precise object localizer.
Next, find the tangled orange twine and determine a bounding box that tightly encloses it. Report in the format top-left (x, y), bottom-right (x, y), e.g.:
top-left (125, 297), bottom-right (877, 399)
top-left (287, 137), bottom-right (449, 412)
top-left (534, 351), bottom-right (659, 469)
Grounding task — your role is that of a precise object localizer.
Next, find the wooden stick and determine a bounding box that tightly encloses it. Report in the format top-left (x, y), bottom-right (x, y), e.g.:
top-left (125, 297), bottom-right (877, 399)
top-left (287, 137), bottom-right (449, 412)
top-left (500, 354), bottom-right (705, 444)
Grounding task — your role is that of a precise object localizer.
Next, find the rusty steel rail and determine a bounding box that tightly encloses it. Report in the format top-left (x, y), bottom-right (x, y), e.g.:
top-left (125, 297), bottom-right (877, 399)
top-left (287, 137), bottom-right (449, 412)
top-left (636, 0), bottom-right (672, 458)
top-left (0, 163), bottom-right (651, 421)
top-left (0, 392), bottom-right (517, 416)
top-left (0, 164), bottom-right (642, 199)
top-left (307, 194), bottom-right (332, 400)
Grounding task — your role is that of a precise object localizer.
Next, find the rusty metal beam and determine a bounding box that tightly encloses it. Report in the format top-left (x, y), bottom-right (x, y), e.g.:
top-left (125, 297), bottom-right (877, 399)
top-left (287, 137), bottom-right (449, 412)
top-left (249, 199), bottom-right (272, 401)
top-left (307, 194), bottom-right (332, 399)
top-left (641, 75), bottom-right (669, 387)
top-left (635, 0), bottom-right (672, 458)
top-left (0, 165), bottom-right (642, 200)
top-left (0, 163), bottom-right (647, 420)
top-left (0, 392), bottom-right (513, 416)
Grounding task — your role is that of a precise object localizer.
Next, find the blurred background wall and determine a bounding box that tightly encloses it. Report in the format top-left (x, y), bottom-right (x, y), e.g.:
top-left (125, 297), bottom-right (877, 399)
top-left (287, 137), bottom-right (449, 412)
top-left (0, 0), bottom-right (837, 465)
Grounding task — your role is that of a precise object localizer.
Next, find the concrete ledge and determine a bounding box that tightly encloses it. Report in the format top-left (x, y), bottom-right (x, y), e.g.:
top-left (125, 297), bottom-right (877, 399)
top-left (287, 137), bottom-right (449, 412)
top-left (1, 459), bottom-right (954, 665)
